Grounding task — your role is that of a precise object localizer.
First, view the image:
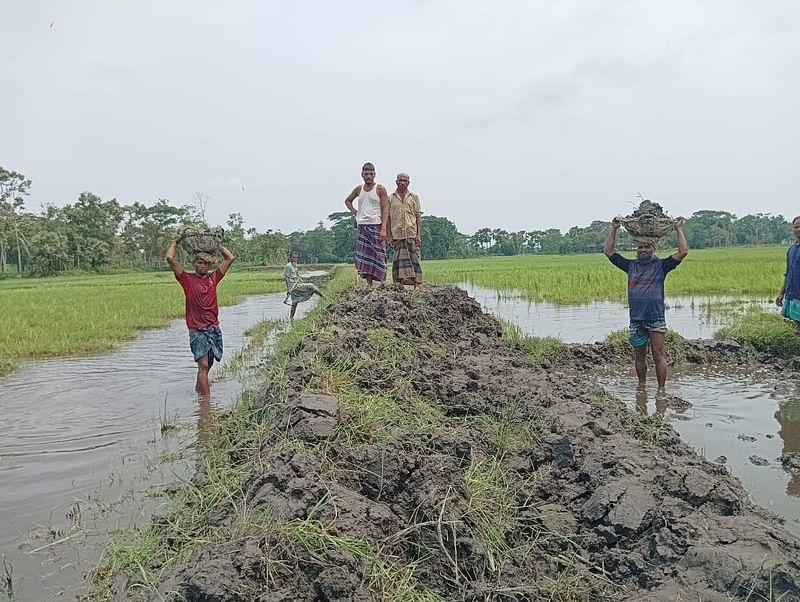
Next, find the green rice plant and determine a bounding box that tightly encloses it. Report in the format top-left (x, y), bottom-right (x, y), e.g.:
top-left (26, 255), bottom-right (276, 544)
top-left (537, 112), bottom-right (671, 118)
top-left (424, 247), bottom-right (785, 305)
top-left (715, 306), bottom-right (800, 357)
top-left (500, 319), bottom-right (567, 362)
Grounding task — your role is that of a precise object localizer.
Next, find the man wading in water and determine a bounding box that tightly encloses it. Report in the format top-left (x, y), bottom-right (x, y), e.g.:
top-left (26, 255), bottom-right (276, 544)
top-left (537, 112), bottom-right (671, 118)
top-left (166, 240), bottom-right (235, 397)
top-left (284, 251), bottom-right (324, 321)
top-left (344, 162), bottom-right (388, 286)
top-left (604, 216), bottom-right (688, 393)
top-left (776, 216), bottom-right (800, 326)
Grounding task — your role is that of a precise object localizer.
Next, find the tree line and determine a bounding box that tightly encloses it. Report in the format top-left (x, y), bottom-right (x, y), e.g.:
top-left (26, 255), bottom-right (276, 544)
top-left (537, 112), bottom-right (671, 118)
top-left (0, 166), bottom-right (795, 276)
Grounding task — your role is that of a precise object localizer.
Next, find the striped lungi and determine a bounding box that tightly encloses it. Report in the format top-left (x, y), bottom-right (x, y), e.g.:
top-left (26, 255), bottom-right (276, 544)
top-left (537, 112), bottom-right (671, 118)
top-left (355, 224), bottom-right (387, 282)
top-left (392, 239), bottom-right (422, 285)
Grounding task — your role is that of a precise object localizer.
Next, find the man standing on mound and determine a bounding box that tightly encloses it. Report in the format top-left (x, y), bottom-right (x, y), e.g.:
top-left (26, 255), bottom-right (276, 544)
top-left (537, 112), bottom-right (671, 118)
top-left (344, 162), bottom-right (388, 285)
top-left (604, 216), bottom-right (688, 393)
top-left (387, 172), bottom-right (423, 287)
top-left (166, 240), bottom-right (235, 397)
top-left (776, 216), bottom-right (800, 326)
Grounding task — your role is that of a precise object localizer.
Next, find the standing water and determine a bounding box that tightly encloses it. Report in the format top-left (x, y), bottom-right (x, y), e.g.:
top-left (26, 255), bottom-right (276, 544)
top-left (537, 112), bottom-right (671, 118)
top-left (0, 287), bottom-right (319, 600)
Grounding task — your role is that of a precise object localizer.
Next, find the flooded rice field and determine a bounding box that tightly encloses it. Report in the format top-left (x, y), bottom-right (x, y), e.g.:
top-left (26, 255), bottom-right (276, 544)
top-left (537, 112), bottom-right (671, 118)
top-left (0, 289), bottom-right (318, 600)
top-left (458, 282), bottom-right (800, 535)
top-left (459, 282), bottom-right (771, 342)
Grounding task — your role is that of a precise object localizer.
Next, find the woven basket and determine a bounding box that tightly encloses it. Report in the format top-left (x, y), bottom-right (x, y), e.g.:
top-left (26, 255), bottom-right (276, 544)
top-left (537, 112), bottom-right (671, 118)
top-left (620, 214), bottom-right (674, 239)
top-left (177, 226), bottom-right (225, 255)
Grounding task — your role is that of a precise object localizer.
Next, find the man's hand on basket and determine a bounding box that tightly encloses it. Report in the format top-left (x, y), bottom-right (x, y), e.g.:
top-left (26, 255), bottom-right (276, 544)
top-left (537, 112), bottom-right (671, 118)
top-left (611, 216), bottom-right (622, 229)
top-left (674, 216), bottom-right (686, 229)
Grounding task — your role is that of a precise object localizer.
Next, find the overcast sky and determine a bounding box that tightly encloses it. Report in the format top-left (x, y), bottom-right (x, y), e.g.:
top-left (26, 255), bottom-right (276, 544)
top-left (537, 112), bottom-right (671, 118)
top-left (2, 1), bottom-right (798, 234)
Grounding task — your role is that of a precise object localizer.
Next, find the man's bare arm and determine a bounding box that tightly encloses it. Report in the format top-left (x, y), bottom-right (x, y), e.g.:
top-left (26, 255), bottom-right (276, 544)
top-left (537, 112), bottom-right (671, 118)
top-left (671, 217), bottom-right (688, 261)
top-left (217, 244), bottom-right (235, 276)
top-left (344, 186), bottom-right (360, 216)
top-left (165, 240), bottom-right (184, 278)
top-left (603, 218), bottom-right (621, 257)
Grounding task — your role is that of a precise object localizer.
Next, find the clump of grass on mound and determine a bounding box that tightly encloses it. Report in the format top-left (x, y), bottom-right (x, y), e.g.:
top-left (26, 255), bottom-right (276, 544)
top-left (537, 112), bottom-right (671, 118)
top-left (499, 319), bottom-right (567, 362)
top-left (604, 329), bottom-right (686, 364)
top-left (715, 307), bottom-right (800, 357)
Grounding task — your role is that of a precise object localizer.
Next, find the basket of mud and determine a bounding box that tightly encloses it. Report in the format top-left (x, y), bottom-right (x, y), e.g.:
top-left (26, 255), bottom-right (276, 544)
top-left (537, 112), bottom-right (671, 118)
top-left (177, 225), bottom-right (225, 256)
top-left (619, 199), bottom-right (673, 244)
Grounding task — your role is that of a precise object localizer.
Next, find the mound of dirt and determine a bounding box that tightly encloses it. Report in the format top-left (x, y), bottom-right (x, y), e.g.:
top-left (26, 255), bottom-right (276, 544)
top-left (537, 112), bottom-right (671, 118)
top-left (147, 286), bottom-right (800, 601)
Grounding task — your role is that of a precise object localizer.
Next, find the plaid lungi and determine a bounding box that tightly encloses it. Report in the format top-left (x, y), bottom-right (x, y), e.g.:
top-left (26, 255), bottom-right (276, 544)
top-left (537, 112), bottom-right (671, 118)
top-left (392, 239), bottom-right (422, 285)
top-left (355, 224), bottom-right (387, 281)
top-left (189, 325), bottom-right (223, 366)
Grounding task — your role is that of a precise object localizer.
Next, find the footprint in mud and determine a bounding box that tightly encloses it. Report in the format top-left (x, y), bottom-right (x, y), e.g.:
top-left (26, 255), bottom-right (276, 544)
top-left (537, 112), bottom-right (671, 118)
top-left (737, 434), bottom-right (758, 443)
top-left (749, 454), bottom-right (769, 466)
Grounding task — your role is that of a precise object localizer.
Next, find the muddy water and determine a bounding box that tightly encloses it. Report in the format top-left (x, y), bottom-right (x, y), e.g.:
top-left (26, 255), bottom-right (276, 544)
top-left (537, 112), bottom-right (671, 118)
top-left (454, 283), bottom-right (800, 533)
top-left (600, 370), bottom-right (800, 534)
top-left (458, 282), bottom-right (771, 342)
top-left (0, 287), bottom-right (319, 600)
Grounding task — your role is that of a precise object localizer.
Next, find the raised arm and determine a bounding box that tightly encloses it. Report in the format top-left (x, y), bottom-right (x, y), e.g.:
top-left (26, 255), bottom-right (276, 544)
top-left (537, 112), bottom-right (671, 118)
top-left (165, 239), bottom-right (184, 279)
top-left (344, 186), bottom-right (360, 217)
top-left (217, 244), bottom-right (235, 276)
top-left (603, 217), bottom-right (621, 257)
top-left (671, 216), bottom-right (688, 261)
top-left (378, 185), bottom-right (389, 243)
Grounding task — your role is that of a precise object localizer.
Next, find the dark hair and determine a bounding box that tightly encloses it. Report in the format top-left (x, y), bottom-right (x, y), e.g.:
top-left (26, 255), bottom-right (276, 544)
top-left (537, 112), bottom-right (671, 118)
top-left (793, 216), bottom-right (800, 225)
top-left (289, 250), bottom-right (299, 258)
top-left (362, 162), bottom-right (375, 171)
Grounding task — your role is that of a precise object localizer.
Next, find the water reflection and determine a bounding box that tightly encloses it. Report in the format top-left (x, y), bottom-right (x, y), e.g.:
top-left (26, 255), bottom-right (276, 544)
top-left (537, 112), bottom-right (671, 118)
top-left (775, 403), bottom-right (800, 497)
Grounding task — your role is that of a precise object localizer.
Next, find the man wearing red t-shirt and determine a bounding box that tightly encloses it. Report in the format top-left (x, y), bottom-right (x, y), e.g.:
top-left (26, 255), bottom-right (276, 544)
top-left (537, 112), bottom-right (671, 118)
top-left (166, 240), bottom-right (235, 397)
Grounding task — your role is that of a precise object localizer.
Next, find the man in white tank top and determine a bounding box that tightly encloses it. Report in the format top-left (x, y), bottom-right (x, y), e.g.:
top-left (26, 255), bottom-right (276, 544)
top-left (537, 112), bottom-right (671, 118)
top-left (344, 162), bottom-right (389, 285)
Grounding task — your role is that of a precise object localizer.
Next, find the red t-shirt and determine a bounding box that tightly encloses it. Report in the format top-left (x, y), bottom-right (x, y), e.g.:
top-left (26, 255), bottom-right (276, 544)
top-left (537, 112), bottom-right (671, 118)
top-left (178, 270), bottom-right (224, 330)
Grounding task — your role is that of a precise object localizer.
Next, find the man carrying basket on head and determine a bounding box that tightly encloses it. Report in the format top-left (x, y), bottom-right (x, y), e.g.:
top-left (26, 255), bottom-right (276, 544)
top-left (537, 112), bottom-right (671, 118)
top-left (166, 228), bottom-right (235, 398)
top-left (604, 205), bottom-right (688, 394)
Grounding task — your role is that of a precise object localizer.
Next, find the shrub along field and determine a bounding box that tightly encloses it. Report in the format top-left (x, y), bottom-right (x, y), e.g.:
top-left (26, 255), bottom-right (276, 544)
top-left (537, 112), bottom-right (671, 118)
top-left (0, 269), bottom-right (287, 374)
top-left (424, 246), bottom-right (786, 304)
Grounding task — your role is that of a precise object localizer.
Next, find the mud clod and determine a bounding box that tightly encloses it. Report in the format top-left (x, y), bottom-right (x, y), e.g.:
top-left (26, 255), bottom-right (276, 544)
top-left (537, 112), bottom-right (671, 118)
top-left (141, 285), bottom-right (800, 602)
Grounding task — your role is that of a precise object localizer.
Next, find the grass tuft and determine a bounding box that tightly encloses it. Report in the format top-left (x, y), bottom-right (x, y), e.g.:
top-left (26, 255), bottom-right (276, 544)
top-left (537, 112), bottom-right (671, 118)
top-left (715, 307), bottom-right (800, 357)
top-left (500, 319), bottom-right (567, 362)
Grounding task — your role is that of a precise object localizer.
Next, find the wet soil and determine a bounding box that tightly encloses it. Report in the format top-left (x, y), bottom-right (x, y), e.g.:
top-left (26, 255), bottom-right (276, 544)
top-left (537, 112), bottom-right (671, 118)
top-left (137, 286), bottom-right (800, 601)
